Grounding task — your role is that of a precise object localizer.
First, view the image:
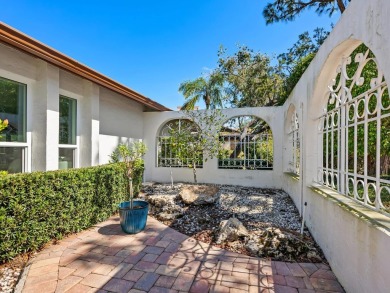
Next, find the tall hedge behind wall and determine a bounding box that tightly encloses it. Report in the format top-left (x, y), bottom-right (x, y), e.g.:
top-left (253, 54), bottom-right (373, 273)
top-left (0, 163), bottom-right (144, 263)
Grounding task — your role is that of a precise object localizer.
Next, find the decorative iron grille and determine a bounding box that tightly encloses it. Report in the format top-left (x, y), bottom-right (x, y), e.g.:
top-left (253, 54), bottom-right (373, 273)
top-left (218, 133), bottom-right (273, 170)
top-left (218, 116), bottom-right (273, 170)
top-left (157, 119), bottom-right (203, 168)
top-left (318, 44), bottom-right (390, 215)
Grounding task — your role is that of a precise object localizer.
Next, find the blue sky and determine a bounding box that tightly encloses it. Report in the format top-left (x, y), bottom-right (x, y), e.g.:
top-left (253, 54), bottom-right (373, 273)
top-left (0, 0), bottom-right (339, 109)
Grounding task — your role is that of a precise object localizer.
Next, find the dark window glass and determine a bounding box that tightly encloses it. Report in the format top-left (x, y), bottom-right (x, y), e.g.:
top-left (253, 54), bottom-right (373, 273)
top-left (59, 96), bottom-right (77, 144)
top-left (0, 147), bottom-right (24, 173)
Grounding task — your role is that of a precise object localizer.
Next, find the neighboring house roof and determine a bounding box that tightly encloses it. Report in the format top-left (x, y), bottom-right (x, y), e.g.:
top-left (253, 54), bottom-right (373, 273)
top-left (0, 22), bottom-right (171, 112)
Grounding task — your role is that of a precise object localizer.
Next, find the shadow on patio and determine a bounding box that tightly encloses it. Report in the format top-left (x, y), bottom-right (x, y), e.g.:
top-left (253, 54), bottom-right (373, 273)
top-left (18, 216), bottom-right (344, 293)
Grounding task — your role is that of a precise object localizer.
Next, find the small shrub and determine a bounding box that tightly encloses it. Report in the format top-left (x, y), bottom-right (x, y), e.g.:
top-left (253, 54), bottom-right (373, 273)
top-left (110, 142), bottom-right (147, 209)
top-left (0, 162), bottom-right (144, 263)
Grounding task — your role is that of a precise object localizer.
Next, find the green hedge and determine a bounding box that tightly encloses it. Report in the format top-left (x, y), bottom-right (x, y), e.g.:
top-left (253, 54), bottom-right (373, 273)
top-left (0, 162), bottom-right (144, 263)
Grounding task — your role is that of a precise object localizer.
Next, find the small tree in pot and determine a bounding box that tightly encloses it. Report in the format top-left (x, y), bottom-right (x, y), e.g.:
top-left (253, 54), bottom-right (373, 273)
top-left (110, 141), bottom-right (148, 233)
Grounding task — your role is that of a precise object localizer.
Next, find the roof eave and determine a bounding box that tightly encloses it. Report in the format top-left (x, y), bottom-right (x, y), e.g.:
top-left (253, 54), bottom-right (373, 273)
top-left (0, 22), bottom-right (171, 112)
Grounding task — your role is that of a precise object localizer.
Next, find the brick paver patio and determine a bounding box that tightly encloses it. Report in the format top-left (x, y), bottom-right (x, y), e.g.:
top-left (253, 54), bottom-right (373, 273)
top-left (17, 216), bottom-right (344, 293)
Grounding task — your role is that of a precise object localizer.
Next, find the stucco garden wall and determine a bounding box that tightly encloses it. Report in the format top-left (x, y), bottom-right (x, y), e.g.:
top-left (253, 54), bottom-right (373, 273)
top-left (278, 0), bottom-right (390, 292)
top-left (142, 0), bottom-right (390, 292)
top-left (143, 107), bottom-right (284, 188)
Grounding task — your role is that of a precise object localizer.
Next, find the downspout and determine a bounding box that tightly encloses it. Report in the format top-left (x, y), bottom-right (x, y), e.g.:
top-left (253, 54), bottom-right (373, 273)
top-left (301, 102), bottom-right (304, 213)
top-left (300, 102), bottom-right (306, 229)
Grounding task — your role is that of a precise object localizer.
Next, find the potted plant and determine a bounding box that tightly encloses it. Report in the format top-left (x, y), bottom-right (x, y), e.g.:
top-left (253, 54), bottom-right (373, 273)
top-left (110, 141), bottom-right (148, 234)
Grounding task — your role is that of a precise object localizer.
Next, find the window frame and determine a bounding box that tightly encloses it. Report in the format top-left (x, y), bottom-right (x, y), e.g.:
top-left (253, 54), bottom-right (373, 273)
top-left (0, 71), bottom-right (31, 173)
top-left (58, 93), bottom-right (79, 169)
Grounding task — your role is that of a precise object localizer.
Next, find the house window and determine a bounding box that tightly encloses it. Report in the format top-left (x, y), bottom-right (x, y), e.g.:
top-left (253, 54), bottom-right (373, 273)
top-left (318, 44), bottom-right (390, 215)
top-left (218, 116), bottom-right (273, 170)
top-left (59, 95), bottom-right (77, 169)
top-left (288, 110), bottom-right (300, 175)
top-left (0, 76), bottom-right (27, 173)
top-left (157, 119), bottom-right (203, 168)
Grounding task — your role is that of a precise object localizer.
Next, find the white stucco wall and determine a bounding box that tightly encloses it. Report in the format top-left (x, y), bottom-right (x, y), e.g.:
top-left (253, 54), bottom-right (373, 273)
top-left (98, 88), bottom-right (145, 164)
top-left (143, 107), bottom-right (284, 188)
top-left (0, 43), bottom-right (38, 81)
top-left (278, 0), bottom-right (390, 292)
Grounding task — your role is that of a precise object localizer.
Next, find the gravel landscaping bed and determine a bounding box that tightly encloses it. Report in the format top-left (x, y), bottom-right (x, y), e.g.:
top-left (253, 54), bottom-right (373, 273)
top-left (141, 182), bottom-right (327, 263)
top-left (0, 254), bottom-right (28, 293)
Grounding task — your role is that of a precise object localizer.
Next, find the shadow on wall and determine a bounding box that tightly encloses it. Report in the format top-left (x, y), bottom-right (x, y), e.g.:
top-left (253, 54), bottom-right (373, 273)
top-left (99, 135), bottom-right (142, 165)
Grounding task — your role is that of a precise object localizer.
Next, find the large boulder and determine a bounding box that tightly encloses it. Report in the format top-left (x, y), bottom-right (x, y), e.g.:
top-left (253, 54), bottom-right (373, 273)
top-left (179, 185), bottom-right (220, 205)
top-left (147, 194), bottom-right (176, 207)
top-left (244, 227), bottom-right (322, 261)
top-left (146, 194), bottom-right (184, 221)
top-left (245, 238), bottom-right (260, 255)
top-left (216, 217), bottom-right (249, 244)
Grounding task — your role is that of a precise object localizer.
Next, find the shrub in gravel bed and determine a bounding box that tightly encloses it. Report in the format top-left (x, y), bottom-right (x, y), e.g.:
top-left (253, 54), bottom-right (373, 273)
top-left (0, 162), bottom-right (143, 263)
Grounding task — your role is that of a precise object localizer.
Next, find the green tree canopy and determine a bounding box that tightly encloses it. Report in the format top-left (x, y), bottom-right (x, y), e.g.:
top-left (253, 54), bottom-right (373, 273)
top-left (263, 0), bottom-right (350, 24)
top-left (278, 28), bottom-right (329, 103)
top-left (278, 28), bottom-right (329, 74)
top-left (217, 45), bottom-right (285, 107)
top-left (181, 29), bottom-right (329, 108)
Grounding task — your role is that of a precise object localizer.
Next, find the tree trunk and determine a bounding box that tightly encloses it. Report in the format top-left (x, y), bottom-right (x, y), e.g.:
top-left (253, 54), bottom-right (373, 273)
top-left (193, 164), bottom-right (197, 183)
top-left (129, 178), bottom-right (133, 209)
top-left (381, 155), bottom-right (390, 177)
top-left (367, 156), bottom-right (376, 178)
top-left (204, 94), bottom-right (210, 110)
top-left (336, 0), bottom-right (346, 13)
top-left (229, 119), bottom-right (267, 159)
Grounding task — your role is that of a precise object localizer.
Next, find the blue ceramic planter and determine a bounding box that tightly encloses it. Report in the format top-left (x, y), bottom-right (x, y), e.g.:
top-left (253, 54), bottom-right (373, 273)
top-left (118, 200), bottom-right (149, 234)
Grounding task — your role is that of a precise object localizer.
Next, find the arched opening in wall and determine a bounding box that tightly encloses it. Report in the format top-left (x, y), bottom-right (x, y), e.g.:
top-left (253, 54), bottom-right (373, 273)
top-left (157, 119), bottom-right (203, 168)
top-left (286, 105), bottom-right (300, 175)
top-left (218, 115), bottom-right (273, 170)
top-left (318, 43), bottom-right (390, 214)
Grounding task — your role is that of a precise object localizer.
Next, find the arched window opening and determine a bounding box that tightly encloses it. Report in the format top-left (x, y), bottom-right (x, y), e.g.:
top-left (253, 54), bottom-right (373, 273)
top-left (318, 44), bottom-right (390, 215)
top-left (157, 119), bottom-right (203, 168)
top-left (288, 110), bottom-right (300, 175)
top-left (218, 116), bottom-right (273, 170)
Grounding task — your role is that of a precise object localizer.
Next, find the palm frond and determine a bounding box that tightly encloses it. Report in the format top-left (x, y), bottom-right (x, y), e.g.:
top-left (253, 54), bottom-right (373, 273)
top-left (181, 97), bottom-right (198, 110)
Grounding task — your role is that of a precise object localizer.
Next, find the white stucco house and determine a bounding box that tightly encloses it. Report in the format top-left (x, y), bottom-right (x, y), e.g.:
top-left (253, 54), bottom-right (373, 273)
top-left (0, 22), bottom-right (170, 174)
top-left (0, 0), bottom-right (390, 292)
